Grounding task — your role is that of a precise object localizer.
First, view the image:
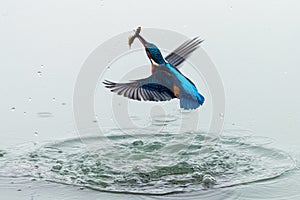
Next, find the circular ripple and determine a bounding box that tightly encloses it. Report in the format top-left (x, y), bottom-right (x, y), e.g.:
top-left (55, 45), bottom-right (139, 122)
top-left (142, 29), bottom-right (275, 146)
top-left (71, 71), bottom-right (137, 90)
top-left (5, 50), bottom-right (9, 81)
top-left (0, 131), bottom-right (295, 195)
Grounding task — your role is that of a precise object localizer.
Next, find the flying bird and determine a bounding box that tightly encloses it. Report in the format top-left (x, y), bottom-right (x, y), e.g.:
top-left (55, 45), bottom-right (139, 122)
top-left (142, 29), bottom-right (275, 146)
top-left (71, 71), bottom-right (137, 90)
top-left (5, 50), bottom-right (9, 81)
top-left (103, 27), bottom-right (205, 110)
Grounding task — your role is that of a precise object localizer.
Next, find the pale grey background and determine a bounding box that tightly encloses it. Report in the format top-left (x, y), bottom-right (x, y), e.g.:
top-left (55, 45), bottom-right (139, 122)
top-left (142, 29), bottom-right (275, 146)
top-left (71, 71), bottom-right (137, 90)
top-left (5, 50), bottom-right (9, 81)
top-left (0, 0), bottom-right (299, 199)
top-left (1, 0), bottom-right (299, 148)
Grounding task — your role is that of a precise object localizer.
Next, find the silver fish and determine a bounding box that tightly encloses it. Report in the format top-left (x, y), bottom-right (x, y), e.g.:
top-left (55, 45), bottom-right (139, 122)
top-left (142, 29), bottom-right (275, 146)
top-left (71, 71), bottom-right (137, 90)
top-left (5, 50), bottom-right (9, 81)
top-left (128, 26), bottom-right (141, 48)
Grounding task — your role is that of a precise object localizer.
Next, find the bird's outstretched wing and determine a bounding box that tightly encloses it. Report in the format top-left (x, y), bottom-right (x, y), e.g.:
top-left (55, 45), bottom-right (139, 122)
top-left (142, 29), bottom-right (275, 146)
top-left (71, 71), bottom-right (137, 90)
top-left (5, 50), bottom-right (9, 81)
top-left (103, 74), bottom-right (176, 102)
top-left (165, 37), bottom-right (203, 68)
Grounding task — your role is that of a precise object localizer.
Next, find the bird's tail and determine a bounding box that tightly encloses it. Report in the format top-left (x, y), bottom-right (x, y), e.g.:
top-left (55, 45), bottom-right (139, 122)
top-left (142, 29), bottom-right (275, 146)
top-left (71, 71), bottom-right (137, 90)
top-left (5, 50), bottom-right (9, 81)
top-left (180, 93), bottom-right (205, 110)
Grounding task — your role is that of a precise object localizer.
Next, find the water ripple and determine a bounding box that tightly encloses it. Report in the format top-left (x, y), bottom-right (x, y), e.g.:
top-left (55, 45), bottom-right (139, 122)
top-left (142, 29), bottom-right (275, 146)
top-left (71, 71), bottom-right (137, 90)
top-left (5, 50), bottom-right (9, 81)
top-left (0, 131), bottom-right (295, 195)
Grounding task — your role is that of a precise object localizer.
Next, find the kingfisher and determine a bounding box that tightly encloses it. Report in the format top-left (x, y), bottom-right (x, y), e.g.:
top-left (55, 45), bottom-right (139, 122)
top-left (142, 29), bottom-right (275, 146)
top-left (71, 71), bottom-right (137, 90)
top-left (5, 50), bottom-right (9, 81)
top-left (103, 27), bottom-right (205, 110)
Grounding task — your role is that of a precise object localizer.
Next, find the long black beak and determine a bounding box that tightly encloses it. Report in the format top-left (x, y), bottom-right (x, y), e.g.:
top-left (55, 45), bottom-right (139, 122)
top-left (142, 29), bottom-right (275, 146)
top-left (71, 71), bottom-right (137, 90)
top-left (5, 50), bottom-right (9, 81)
top-left (137, 35), bottom-right (148, 48)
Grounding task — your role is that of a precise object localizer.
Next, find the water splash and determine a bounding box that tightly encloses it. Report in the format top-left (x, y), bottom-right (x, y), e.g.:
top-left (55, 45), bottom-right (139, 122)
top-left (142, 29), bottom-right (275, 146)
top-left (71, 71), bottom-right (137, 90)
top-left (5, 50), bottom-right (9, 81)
top-left (0, 131), bottom-right (295, 195)
top-left (219, 113), bottom-right (224, 120)
top-left (37, 71), bottom-right (42, 77)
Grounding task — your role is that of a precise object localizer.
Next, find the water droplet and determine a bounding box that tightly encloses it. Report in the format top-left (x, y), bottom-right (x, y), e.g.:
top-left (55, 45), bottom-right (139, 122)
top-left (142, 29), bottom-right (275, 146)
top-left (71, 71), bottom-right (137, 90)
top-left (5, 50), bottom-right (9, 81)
top-left (28, 97), bottom-right (32, 101)
top-left (40, 64), bottom-right (44, 68)
top-left (11, 107), bottom-right (16, 111)
top-left (23, 112), bottom-right (27, 115)
top-left (37, 112), bottom-right (53, 118)
top-left (219, 113), bottom-right (224, 119)
top-left (52, 97), bottom-right (56, 101)
top-left (93, 115), bottom-right (98, 123)
top-left (61, 102), bottom-right (66, 106)
top-left (34, 131), bottom-right (38, 136)
top-left (284, 71), bottom-right (288, 75)
top-left (37, 71), bottom-right (42, 77)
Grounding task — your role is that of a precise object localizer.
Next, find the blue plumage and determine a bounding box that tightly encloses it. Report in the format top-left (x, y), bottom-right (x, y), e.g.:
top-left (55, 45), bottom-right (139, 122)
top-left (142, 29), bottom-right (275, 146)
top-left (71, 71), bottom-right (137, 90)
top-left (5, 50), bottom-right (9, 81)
top-left (104, 30), bottom-right (205, 110)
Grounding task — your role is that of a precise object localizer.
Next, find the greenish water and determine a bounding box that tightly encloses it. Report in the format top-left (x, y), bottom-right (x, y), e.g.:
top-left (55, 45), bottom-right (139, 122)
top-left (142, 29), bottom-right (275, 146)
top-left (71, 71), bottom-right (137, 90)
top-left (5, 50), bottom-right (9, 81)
top-left (0, 130), bottom-right (295, 196)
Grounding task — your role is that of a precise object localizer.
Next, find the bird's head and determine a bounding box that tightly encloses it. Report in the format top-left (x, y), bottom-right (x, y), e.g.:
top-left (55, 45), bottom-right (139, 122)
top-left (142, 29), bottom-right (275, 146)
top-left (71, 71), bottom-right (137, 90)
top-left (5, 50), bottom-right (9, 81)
top-left (137, 35), bottom-right (166, 65)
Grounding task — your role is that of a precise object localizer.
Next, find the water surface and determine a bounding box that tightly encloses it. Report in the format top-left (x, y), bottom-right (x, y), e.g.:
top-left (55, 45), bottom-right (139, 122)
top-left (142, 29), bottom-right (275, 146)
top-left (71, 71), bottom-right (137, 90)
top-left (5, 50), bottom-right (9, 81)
top-left (0, 127), bottom-right (297, 198)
